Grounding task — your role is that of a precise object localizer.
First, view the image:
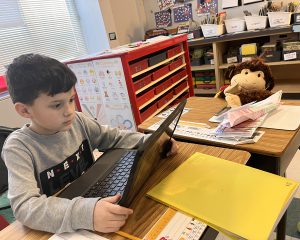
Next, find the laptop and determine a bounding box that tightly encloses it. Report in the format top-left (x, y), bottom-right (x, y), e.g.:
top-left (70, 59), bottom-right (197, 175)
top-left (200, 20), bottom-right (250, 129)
top-left (58, 99), bottom-right (187, 207)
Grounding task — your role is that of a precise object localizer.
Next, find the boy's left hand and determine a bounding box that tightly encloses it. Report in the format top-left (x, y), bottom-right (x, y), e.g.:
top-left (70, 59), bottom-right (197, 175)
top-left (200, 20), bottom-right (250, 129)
top-left (166, 138), bottom-right (178, 157)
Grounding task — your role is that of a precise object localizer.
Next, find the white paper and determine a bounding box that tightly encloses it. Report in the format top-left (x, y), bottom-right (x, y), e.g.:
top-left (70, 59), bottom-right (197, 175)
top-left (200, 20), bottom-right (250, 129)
top-left (283, 52), bottom-right (297, 61)
top-left (49, 230), bottom-right (108, 240)
top-left (148, 120), bottom-right (264, 145)
top-left (222, 0), bottom-right (239, 9)
top-left (261, 105), bottom-right (300, 130)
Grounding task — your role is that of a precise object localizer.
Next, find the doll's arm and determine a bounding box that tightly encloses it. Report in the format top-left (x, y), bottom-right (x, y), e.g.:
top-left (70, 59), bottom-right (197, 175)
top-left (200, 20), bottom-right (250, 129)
top-left (225, 93), bottom-right (242, 108)
top-left (224, 81), bottom-right (241, 95)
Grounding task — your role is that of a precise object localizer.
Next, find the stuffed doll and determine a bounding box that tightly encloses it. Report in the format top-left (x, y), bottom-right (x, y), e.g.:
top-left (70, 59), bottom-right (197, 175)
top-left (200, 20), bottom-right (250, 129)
top-left (220, 58), bottom-right (275, 108)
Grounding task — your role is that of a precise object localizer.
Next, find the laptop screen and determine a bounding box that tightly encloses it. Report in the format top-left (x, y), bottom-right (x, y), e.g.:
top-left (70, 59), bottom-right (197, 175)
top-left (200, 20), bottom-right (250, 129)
top-left (119, 99), bottom-right (186, 206)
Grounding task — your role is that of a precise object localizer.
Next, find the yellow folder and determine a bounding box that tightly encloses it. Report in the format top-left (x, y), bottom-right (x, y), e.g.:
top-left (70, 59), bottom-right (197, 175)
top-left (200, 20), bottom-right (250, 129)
top-left (147, 152), bottom-right (299, 240)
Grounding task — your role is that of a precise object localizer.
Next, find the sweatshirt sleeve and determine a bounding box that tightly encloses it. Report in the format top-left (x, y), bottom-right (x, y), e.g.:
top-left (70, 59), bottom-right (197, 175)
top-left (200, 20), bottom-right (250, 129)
top-left (76, 112), bottom-right (149, 151)
top-left (2, 138), bottom-right (98, 233)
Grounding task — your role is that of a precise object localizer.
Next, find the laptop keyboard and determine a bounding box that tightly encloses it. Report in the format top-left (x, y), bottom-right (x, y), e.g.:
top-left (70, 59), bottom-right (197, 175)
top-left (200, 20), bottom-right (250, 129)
top-left (83, 150), bottom-right (136, 198)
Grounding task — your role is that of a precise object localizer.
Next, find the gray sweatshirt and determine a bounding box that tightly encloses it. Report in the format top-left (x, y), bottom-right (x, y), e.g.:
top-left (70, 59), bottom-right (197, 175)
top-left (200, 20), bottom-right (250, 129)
top-left (1, 112), bottom-right (146, 233)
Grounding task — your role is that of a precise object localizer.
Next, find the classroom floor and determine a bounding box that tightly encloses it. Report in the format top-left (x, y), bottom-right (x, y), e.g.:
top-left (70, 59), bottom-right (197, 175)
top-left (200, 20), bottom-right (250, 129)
top-left (215, 150), bottom-right (300, 240)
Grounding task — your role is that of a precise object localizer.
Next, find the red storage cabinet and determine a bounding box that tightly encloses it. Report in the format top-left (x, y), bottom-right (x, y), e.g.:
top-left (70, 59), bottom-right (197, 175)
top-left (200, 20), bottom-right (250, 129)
top-left (65, 34), bottom-right (194, 128)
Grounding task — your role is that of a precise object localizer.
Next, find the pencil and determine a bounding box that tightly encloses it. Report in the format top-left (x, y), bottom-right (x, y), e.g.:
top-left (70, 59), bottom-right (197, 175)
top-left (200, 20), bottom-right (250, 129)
top-left (116, 230), bottom-right (142, 240)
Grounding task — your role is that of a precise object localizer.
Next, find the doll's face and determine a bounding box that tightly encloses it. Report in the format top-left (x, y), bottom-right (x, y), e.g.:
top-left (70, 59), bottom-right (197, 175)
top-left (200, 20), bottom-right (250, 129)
top-left (231, 69), bottom-right (266, 90)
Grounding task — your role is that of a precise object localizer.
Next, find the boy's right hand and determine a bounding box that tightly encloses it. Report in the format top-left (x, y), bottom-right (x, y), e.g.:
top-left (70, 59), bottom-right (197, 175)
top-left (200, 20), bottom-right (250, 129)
top-left (93, 193), bottom-right (133, 233)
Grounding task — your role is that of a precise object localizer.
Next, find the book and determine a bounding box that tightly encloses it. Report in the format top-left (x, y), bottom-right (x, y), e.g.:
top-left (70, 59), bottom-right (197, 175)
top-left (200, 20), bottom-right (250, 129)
top-left (147, 152), bottom-right (299, 240)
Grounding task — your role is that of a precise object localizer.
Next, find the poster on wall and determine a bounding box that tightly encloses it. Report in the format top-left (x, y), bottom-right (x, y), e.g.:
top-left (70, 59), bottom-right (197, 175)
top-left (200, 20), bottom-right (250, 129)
top-left (197, 0), bottom-right (218, 15)
top-left (68, 58), bottom-right (136, 131)
top-left (67, 62), bottom-right (107, 124)
top-left (158, 0), bottom-right (174, 10)
top-left (92, 58), bottom-right (136, 131)
top-left (155, 10), bottom-right (172, 28)
top-left (173, 3), bottom-right (193, 22)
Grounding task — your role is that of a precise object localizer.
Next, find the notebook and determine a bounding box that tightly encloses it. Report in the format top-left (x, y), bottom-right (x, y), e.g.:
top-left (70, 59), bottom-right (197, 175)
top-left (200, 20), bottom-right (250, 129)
top-left (147, 152), bottom-right (299, 240)
top-left (58, 99), bottom-right (186, 207)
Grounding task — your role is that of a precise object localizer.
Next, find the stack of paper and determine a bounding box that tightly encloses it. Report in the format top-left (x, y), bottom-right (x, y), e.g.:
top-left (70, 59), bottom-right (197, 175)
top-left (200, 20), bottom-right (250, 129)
top-left (213, 90), bottom-right (282, 140)
top-left (147, 152), bottom-right (299, 240)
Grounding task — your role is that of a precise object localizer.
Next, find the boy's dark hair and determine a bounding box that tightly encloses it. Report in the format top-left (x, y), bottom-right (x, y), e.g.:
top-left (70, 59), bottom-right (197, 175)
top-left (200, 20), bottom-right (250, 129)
top-left (6, 54), bottom-right (77, 104)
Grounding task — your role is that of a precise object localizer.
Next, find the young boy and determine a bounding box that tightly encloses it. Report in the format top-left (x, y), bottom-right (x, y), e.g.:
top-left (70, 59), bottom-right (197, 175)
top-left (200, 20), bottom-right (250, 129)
top-left (1, 54), bottom-right (177, 234)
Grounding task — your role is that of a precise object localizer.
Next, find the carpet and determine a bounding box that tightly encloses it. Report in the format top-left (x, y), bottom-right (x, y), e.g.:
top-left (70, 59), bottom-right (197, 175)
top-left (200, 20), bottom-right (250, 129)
top-left (286, 198), bottom-right (300, 238)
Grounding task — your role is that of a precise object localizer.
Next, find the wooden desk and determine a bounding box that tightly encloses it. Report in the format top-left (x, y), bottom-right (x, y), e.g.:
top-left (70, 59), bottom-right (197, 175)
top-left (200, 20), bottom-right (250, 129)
top-left (0, 141), bottom-right (250, 240)
top-left (139, 96), bottom-right (300, 240)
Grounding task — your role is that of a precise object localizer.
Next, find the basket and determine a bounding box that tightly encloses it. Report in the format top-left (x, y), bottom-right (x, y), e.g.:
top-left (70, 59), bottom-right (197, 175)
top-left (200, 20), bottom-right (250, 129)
top-left (200, 24), bottom-right (224, 38)
top-left (268, 12), bottom-right (291, 27)
top-left (224, 19), bottom-right (246, 33)
top-left (244, 16), bottom-right (268, 30)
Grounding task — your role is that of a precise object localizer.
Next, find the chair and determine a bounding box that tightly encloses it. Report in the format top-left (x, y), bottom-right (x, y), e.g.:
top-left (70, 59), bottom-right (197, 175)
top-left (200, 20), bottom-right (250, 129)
top-left (0, 126), bottom-right (18, 228)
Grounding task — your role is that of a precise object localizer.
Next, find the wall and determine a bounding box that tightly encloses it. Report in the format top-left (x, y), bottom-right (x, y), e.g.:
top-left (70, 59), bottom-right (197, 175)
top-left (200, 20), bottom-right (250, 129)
top-left (98, 0), bottom-right (147, 48)
top-left (75, 0), bottom-right (110, 53)
top-left (143, 0), bottom-right (290, 30)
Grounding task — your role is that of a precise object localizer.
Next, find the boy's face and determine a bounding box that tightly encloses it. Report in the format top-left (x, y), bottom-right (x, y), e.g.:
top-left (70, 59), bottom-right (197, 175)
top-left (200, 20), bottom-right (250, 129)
top-left (24, 87), bottom-right (76, 135)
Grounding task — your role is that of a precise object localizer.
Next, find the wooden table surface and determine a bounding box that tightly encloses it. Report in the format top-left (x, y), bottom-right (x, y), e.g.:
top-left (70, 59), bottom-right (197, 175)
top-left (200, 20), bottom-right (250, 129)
top-left (139, 97), bottom-right (300, 157)
top-left (0, 141), bottom-right (250, 240)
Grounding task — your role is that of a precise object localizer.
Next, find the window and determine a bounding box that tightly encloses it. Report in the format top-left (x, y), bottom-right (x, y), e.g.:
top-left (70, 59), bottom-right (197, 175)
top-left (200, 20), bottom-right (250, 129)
top-left (0, 0), bottom-right (88, 76)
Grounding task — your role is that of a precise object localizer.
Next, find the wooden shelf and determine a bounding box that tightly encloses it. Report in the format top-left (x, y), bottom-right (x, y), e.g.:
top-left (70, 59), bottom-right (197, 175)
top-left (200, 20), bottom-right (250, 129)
top-left (194, 88), bottom-right (216, 95)
top-left (191, 65), bottom-right (215, 71)
top-left (135, 63), bottom-right (186, 94)
top-left (145, 86), bottom-right (189, 121)
top-left (188, 26), bottom-right (292, 46)
top-left (139, 76), bottom-right (188, 110)
top-left (131, 52), bottom-right (185, 78)
top-left (273, 83), bottom-right (300, 93)
top-left (219, 60), bottom-right (300, 69)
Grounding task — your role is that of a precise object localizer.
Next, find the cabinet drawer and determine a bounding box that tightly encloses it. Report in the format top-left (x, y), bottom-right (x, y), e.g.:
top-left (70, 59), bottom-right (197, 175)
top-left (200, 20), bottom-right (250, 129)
top-left (169, 57), bottom-right (183, 71)
top-left (173, 92), bottom-right (189, 105)
top-left (171, 69), bottom-right (187, 84)
top-left (140, 104), bottom-right (157, 122)
top-left (149, 51), bottom-right (167, 66)
top-left (152, 65), bottom-right (169, 81)
top-left (157, 91), bottom-right (173, 108)
top-left (173, 81), bottom-right (187, 95)
top-left (130, 58), bottom-right (148, 75)
top-left (167, 45), bottom-right (182, 58)
top-left (136, 89), bottom-right (155, 107)
top-left (155, 78), bottom-right (172, 95)
top-left (133, 74), bottom-right (152, 91)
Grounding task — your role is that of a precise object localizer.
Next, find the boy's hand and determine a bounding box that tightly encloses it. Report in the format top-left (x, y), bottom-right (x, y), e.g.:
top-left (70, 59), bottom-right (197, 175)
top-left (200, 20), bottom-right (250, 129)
top-left (166, 138), bottom-right (179, 157)
top-left (93, 193), bottom-right (133, 233)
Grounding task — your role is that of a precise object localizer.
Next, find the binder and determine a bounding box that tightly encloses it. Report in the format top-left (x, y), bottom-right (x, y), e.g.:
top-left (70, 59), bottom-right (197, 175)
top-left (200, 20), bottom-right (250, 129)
top-left (147, 152), bottom-right (299, 240)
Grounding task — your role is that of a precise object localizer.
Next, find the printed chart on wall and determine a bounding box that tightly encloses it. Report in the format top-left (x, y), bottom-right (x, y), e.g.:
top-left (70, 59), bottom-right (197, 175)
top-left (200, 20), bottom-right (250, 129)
top-left (92, 58), bottom-right (136, 131)
top-left (68, 62), bottom-right (107, 123)
top-left (68, 58), bottom-right (136, 131)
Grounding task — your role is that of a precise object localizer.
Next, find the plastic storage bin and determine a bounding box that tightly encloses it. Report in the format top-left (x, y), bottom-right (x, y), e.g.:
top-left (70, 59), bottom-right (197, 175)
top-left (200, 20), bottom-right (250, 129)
top-left (224, 19), bottom-right (246, 33)
top-left (268, 12), bottom-right (291, 27)
top-left (244, 16), bottom-right (268, 30)
top-left (200, 24), bottom-right (225, 38)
